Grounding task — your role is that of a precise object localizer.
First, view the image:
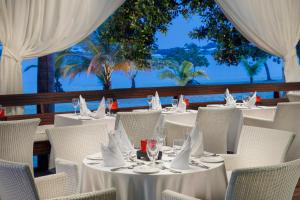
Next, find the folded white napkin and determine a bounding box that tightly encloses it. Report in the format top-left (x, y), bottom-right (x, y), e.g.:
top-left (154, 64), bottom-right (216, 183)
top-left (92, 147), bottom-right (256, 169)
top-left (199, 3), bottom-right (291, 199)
top-left (92, 97), bottom-right (106, 119)
top-left (170, 135), bottom-right (192, 170)
top-left (113, 121), bottom-right (134, 153)
top-left (177, 95), bottom-right (186, 112)
top-left (224, 89), bottom-right (236, 107)
top-left (152, 91), bottom-right (162, 110)
top-left (101, 133), bottom-right (125, 167)
top-left (79, 95), bottom-right (92, 116)
top-left (190, 125), bottom-right (204, 157)
top-left (244, 92), bottom-right (256, 108)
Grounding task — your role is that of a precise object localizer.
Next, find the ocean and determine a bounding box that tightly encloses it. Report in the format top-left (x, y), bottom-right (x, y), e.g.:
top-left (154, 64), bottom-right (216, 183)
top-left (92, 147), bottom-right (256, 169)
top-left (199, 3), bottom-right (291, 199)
top-left (22, 55), bottom-right (283, 114)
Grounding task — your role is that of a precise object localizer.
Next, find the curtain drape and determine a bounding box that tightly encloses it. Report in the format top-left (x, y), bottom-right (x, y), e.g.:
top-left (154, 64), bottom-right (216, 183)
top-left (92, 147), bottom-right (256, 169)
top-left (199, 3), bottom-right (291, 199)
top-left (0, 0), bottom-right (124, 114)
top-left (215, 0), bottom-right (300, 82)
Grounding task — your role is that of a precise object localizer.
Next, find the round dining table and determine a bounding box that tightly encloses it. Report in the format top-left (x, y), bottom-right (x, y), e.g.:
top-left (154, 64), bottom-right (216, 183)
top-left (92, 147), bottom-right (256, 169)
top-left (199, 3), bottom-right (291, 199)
top-left (80, 152), bottom-right (228, 200)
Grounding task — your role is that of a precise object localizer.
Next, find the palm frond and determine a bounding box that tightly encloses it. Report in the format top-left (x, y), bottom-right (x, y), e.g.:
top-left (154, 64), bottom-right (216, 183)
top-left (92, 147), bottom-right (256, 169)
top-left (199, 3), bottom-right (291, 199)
top-left (62, 64), bottom-right (87, 78)
top-left (159, 70), bottom-right (176, 79)
top-left (23, 65), bottom-right (37, 72)
top-left (191, 69), bottom-right (208, 78)
top-left (85, 38), bottom-right (100, 55)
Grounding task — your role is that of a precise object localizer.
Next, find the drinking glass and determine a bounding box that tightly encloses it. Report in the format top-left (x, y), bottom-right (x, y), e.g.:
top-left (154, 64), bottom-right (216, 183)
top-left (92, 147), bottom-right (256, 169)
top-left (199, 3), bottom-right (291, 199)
top-left (72, 98), bottom-right (79, 115)
top-left (173, 139), bottom-right (184, 155)
top-left (106, 98), bottom-right (113, 116)
top-left (157, 128), bottom-right (167, 151)
top-left (147, 95), bottom-right (153, 110)
top-left (147, 139), bottom-right (159, 167)
top-left (171, 99), bottom-right (178, 110)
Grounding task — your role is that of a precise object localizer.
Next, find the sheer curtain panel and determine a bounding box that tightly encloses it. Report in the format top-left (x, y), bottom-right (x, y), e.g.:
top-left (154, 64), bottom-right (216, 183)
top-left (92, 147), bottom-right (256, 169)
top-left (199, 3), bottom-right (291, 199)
top-left (215, 0), bottom-right (300, 82)
top-left (0, 0), bottom-right (124, 114)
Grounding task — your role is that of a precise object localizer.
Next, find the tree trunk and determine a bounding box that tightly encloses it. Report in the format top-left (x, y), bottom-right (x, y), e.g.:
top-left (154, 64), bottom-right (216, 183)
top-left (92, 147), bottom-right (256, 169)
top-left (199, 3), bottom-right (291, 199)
top-left (131, 78), bottom-right (136, 88)
top-left (37, 54), bottom-right (55, 113)
top-left (263, 62), bottom-right (272, 81)
top-left (103, 80), bottom-right (111, 90)
top-left (250, 76), bottom-right (253, 83)
top-left (282, 66), bottom-right (286, 82)
top-left (131, 72), bottom-right (138, 88)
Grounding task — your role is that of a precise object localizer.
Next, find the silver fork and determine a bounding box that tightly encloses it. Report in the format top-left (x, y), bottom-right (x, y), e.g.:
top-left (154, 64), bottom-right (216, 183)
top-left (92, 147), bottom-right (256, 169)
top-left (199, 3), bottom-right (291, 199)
top-left (160, 165), bottom-right (182, 173)
top-left (190, 160), bottom-right (210, 169)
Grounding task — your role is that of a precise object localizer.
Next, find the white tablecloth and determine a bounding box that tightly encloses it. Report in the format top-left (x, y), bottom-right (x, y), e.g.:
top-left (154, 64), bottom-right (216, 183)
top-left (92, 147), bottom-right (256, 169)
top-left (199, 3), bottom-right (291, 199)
top-left (54, 113), bottom-right (116, 131)
top-left (81, 154), bottom-right (227, 200)
top-left (133, 109), bottom-right (198, 127)
top-left (162, 110), bottom-right (197, 127)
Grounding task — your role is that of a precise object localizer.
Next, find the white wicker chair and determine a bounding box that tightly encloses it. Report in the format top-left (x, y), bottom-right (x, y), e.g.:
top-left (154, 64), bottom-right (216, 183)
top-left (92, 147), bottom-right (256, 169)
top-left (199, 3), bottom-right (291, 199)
top-left (196, 107), bottom-right (235, 153)
top-left (162, 159), bottom-right (300, 200)
top-left (225, 159), bottom-right (300, 200)
top-left (162, 190), bottom-right (201, 200)
top-left (222, 125), bottom-right (295, 171)
top-left (0, 159), bottom-right (116, 200)
top-left (115, 111), bottom-right (161, 147)
top-left (287, 91), bottom-right (300, 102)
top-left (164, 121), bottom-right (193, 146)
top-left (244, 102), bottom-right (300, 161)
top-left (0, 118), bottom-right (40, 173)
top-left (46, 123), bottom-right (109, 195)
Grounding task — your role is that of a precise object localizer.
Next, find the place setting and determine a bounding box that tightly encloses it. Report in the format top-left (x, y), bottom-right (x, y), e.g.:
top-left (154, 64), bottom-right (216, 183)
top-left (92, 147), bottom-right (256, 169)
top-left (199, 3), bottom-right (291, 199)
top-left (70, 95), bottom-right (116, 120)
top-left (84, 119), bottom-right (222, 175)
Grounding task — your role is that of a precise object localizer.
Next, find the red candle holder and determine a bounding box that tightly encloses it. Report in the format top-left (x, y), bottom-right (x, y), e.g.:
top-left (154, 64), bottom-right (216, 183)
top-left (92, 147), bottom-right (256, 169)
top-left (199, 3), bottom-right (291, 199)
top-left (184, 98), bottom-right (190, 107)
top-left (140, 139), bottom-right (147, 153)
top-left (0, 108), bottom-right (5, 118)
top-left (256, 96), bottom-right (261, 103)
top-left (111, 101), bottom-right (118, 110)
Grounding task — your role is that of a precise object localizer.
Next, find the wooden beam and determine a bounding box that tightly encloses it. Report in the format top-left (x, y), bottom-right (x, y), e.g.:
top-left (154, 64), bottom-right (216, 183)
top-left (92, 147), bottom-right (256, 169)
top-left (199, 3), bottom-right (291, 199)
top-left (0, 82), bottom-right (299, 107)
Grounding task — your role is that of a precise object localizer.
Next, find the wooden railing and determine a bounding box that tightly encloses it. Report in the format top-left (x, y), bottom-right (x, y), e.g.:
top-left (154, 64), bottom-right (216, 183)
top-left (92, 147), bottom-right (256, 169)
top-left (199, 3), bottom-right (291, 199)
top-left (0, 82), bottom-right (299, 125)
top-left (1, 82), bottom-right (300, 108)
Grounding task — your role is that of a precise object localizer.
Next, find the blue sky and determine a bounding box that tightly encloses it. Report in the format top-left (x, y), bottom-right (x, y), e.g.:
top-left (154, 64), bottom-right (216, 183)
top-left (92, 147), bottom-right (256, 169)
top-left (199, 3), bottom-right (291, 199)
top-left (156, 15), bottom-right (209, 49)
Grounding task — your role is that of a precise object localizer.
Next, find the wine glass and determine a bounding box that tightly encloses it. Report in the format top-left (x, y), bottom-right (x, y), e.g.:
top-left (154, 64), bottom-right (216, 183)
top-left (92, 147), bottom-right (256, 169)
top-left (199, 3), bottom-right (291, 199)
top-left (171, 99), bottom-right (178, 110)
top-left (147, 139), bottom-right (159, 167)
top-left (147, 95), bottom-right (153, 110)
top-left (106, 98), bottom-right (113, 116)
top-left (72, 98), bottom-right (79, 115)
top-left (157, 127), bottom-right (167, 151)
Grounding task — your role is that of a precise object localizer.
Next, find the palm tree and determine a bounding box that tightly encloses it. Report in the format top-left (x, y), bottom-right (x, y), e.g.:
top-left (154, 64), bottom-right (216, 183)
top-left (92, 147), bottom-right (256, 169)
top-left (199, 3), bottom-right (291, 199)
top-left (24, 56), bottom-right (64, 93)
top-left (159, 60), bottom-right (207, 86)
top-left (55, 32), bottom-right (131, 90)
top-left (241, 57), bottom-right (266, 83)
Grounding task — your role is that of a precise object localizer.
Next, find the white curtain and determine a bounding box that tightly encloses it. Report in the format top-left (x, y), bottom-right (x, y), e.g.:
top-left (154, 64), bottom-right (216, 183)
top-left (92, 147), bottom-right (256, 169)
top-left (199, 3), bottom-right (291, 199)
top-left (0, 0), bottom-right (124, 114)
top-left (215, 0), bottom-right (300, 82)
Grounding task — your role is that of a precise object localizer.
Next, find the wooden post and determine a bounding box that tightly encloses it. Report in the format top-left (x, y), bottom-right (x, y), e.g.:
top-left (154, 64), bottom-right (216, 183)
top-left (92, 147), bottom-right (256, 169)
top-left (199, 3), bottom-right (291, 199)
top-left (37, 55), bottom-right (55, 113)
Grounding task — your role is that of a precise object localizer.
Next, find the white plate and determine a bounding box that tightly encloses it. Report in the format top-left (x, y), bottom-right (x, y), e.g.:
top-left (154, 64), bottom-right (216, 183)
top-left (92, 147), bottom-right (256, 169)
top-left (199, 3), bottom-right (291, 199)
top-left (86, 154), bottom-right (102, 160)
top-left (203, 151), bottom-right (217, 156)
top-left (85, 160), bottom-right (101, 165)
top-left (200, 156), bottom-right (224, 163)
top-left (133, 165), bottom-right (160, 174)
top-left (161, 146), bottom-right (172, 152)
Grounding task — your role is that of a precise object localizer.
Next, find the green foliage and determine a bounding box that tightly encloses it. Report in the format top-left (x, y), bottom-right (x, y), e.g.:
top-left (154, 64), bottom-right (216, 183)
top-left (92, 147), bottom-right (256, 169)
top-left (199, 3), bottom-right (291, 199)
top-left (241, 57), bottom-right (266, 83)
top-left (156, 43), bottom-right (209, 68)
top-left (99, 0), bottom-right (186, 69)
top-left (183, 0), bottom-right (279, 66)
top-left (55, 34), bottom-right (130, 90)
top-left (159, 60), bottom-right (207, 86)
